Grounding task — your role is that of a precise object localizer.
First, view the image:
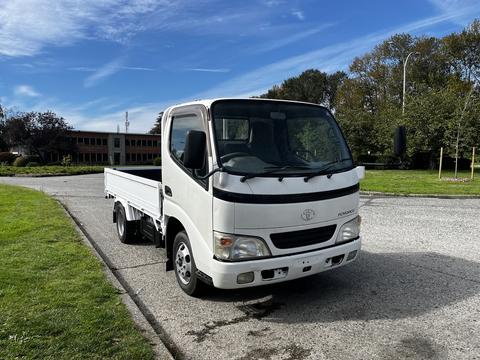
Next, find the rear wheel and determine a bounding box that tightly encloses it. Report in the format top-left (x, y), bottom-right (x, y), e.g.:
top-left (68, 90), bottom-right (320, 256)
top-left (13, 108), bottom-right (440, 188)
top-left (115, 203), bottom-right (137, 244)
top-left (173, 231), bottom-right (206, 296)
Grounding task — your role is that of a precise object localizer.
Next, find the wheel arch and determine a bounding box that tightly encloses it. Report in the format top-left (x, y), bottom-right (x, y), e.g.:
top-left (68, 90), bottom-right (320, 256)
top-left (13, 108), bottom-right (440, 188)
top-left (165, 216), bottom-right (185, 271)
top-left (113, 197), bottom-right (136, 222)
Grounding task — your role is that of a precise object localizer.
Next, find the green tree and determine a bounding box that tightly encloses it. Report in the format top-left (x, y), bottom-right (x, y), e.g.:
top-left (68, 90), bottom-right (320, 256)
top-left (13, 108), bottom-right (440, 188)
top-left (260, 69), bottom-right (347, 109)
top-left (255, 19), bottom-right (480, 167)
top-left (3, 111), bottom-right (75, 162)
top-left (149, 112), bottom-right (163, 134)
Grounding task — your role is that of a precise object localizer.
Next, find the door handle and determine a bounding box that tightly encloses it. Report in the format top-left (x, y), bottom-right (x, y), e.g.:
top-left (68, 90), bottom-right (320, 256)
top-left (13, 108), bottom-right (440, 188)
top-left (165, 186), bottom-right (172, 197)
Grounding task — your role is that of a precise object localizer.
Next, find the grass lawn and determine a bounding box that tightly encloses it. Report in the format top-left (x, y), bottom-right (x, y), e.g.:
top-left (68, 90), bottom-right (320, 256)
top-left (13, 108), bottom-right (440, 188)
top-left (0, 184), bottom-right (154, 359)
top-left (0, 165), bottom-right (105, 177)
top-left (361, 170), bottom-right (480, 196)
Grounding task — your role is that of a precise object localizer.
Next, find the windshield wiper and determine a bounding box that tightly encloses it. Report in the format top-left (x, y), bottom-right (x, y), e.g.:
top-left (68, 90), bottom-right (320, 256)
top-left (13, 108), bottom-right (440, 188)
top-left (240, 165), bottom-right (311, 183)
top-left (303, 159), bottom-right (352, 182)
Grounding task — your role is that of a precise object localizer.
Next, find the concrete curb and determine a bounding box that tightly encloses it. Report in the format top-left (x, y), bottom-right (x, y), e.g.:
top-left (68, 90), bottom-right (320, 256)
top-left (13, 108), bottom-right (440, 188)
top-left (360, 191), bottom-right (480, 199)
top-left (0, 172), bottom-right (103, 178)
top-left (59, 203), bottom-right (178, 360)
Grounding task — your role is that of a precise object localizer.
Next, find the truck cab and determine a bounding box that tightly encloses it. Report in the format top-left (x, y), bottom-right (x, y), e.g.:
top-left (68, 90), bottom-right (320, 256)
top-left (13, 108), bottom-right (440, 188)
top-left (105, 98), bottom-right (363, 296)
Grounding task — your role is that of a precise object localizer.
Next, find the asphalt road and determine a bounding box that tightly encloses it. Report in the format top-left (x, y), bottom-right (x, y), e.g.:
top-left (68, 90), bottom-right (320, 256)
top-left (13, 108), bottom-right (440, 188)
top-left (1, 174), bottom-right (480, 360)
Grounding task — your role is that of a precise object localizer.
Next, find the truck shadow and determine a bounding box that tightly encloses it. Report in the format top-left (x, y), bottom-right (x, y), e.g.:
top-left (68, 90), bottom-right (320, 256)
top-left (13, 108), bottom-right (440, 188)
top-left (203, 251), bottom-right (480, 323)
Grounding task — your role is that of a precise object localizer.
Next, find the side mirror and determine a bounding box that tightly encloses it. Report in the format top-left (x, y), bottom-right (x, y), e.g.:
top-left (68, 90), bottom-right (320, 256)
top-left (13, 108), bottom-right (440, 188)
top-left (394, 126), bottom-right (407, 157)
top-left (183, 130), bottom-right (206, 169)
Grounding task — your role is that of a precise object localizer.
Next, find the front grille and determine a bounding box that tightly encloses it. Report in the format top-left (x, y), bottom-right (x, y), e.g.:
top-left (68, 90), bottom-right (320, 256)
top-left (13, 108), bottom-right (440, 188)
top-left (270, 225), bottom-right (337, 249)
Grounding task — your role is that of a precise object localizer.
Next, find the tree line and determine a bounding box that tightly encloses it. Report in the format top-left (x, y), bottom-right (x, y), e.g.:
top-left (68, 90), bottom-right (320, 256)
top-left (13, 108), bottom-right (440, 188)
top-left (0, 107), bottom-right (74, 163)
top-left (259, 19), bottom-right (480, 169)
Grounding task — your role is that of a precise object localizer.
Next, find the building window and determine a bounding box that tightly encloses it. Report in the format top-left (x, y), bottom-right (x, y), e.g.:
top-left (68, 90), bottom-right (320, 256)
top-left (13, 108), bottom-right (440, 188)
top-left (84, 138), bottom-right (89, 145)
top-left (90, 138), bottom-right (95, 145)
top-left (96, 138), bottom-right (101, 146)
top-left (102, 138), bottom-right (107, 146)
top-left (78, 137), bottom-right (83, 144)
top-left (126, 153), bottom-right (130, 162)
top-left (114, 138), bottom-right (120, 148)
top-left (85, 153), bottom-right (90, 162)
top-left (137, 154), bottom-right (141, 161)
top-left (153, 140), bottom-right (158, 147)
top-left (143, 153), bottom-right (147, 161)
top-left (125, 139), bottom-right (130, 146)
top-left (137, 140), bottom-right (141, 146)
top-left (142, 140), bottom-right (146, 147)
top-left (147, 140), bottom-right (152, 147)
top-left (79, 153), bottom-right (84, 162)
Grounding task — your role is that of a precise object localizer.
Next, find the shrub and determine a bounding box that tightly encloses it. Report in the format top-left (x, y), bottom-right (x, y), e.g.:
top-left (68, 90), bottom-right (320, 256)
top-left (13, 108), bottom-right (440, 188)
top-left (27, 155), bottom-right (41, 164)
top-left (26, 162), bottom-right (40, 167)
top-left (153, 156), bottom-right (162, 166)
top-left (13, 156), bottom-right (28, 167)
top-left (13, 155), bottom-right (42, 167)
top-left (62, 154), bottom-right (72, 166)
top-left (0, 152), bottom-right (16, 165)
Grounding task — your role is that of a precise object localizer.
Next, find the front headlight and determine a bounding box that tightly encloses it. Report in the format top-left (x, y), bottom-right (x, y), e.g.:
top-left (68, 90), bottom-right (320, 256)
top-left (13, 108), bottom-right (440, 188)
top-left (214, 231), bottom-right (272, 261)
top-left (336, 216), bottom-right (361, 244)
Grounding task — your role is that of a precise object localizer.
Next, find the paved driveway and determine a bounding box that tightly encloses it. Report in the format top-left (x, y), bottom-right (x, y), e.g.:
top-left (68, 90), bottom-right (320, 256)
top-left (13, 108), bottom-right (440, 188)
top-left (1, 174), bottom-right (480, 359)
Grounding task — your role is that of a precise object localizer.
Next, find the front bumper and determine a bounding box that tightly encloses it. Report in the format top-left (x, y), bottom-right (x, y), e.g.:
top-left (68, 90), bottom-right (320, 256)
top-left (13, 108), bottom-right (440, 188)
top-left (209, 237), bottom-right (361, 289)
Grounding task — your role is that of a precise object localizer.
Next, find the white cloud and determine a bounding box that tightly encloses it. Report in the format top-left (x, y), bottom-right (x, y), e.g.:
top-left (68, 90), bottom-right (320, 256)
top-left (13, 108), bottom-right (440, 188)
top-left (0, 0), bottom-right (171, 57)
top-left (291, 10), bottom-right (305, 21)
top-left (263, 0), bottom-right (283, 7)
top-left (0, 0), bottom-right (328, 60)
top-left (84, 58), bottom-right (125, 88)
top-left (69, 67), bottom-right (97, 72)
top-left (185, 68), bottom-right (231, 73)
top-left (71, 65), bottom-right (154, 73)
top-left (82, 59), bottom-right (155, 87)
top-left (253, 24), bottom-right (334, 53)
top-left (14, 85), bottom-right (40, 97)
top-left (122, 66), bottom-right (155, 71)
top-left (63, 101), bottom-right (174, 133)
top-left (196, 5), bottom-right (480, 99)
top-left (427, 0), bottom-right (479, 24)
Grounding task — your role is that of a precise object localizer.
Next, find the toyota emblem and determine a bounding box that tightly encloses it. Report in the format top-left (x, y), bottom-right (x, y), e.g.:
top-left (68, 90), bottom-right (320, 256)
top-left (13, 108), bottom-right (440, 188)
top-left (301, 209), bottom-right (315, 221)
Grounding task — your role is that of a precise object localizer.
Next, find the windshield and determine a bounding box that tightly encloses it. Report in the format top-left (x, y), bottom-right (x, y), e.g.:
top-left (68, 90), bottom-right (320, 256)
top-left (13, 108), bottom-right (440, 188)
top-left (211, 100), bottom-right (353, 177)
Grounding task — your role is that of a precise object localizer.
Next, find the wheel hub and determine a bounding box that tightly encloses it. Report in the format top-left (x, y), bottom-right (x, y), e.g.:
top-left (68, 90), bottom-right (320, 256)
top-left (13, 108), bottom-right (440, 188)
top-left (175, 242), bottom-right (192, 285)
top-left (117, 211), bottom-right (125, 237)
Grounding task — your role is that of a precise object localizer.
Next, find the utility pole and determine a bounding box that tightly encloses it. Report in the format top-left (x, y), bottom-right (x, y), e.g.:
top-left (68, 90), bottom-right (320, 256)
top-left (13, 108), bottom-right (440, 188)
top-left (125, 111), bottom-right (130, 134)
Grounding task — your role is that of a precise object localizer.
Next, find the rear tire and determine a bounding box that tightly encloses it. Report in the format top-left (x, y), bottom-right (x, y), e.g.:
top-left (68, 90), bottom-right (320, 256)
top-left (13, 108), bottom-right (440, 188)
top-left (173, 231), bottom-right (206, 296)
top-left (114, 202), bottom-right (137, 244)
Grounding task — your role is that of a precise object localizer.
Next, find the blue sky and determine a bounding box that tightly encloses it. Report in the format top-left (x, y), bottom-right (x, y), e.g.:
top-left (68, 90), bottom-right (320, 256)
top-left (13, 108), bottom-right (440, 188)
top-left (1, 0), bottom-right (479, 132)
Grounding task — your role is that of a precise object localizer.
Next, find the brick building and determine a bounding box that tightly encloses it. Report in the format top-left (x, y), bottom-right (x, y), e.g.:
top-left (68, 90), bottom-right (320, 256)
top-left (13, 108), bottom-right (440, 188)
top-left (44, 130), bottom-right (161, 165)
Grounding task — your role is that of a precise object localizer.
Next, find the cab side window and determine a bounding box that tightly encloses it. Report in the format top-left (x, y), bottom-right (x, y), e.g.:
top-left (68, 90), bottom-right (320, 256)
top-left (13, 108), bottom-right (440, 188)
top-left (170, 113), bottom-right (207, 177)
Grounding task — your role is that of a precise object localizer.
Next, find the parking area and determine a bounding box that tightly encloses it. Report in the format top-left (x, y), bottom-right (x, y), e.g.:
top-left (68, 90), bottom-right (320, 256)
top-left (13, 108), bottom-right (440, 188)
top-left (1, 173), bottom-right (479, 359)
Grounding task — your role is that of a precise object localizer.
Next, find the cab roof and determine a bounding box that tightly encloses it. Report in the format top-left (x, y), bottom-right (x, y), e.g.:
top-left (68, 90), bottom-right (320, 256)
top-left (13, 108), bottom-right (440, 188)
top-left (165, 98), bottom-right (325, 112)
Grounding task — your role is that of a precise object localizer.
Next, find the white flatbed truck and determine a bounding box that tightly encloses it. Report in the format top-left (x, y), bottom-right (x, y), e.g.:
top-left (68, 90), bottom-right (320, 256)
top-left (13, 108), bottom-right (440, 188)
top-left (105, 98), bottom-right (364, 296)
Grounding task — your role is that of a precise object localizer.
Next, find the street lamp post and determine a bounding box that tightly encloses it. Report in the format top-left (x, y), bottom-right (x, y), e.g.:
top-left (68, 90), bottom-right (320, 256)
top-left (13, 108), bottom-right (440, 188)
top-left (402, 51), bottom-right (417, 116)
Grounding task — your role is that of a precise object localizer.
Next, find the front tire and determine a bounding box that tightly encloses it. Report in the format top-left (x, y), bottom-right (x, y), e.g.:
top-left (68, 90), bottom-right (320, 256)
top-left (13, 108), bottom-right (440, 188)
top-left (114, 203), bottom-right (137, 244)
top-left (173, 231), bottom-right (206, 296)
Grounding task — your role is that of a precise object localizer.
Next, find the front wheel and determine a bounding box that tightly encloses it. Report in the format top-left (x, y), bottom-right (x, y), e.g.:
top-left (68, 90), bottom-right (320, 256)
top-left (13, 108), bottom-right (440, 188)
top-left (173, 231), bottom-right (206, 296)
